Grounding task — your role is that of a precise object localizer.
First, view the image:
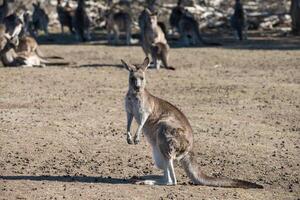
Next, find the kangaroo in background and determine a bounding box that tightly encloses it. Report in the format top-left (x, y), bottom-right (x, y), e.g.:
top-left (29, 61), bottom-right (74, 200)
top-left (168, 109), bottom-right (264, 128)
top-left (0, 31), bottom-right (45, 67)
top-left (32, 2), bottom-right (49, 36)
top-left (2, 11), bottom-right (25, 39)
top-left (104, 4), bottom-right (132, 45)
top-left (122, 57), bottom-right (263, 188)
top-left (0, 28), bottom-right (67, 67)
top-left (57, 0), bottom-right (75, 34)
top-left (170, 0), bottom-right (221, 46)
top-left (16, 36), bottom-right (63, 60)
top-left (142, 9), bottom-right (174, 70)
top-left (230, 0), bottom-right (247, 41)
top-left (138, 8), bottom-right (167, 57)
top-left (291, 0), bottom-right (300, 35)
top-left (74, 0), bottom-right (91, 42)
top-left (0, 0), bottom-right (9, 22)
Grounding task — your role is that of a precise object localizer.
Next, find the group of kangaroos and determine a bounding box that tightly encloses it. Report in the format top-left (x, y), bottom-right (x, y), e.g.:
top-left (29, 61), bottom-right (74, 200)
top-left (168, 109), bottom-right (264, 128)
top-left (0, 0), bottom-right (264, 189)
top-left (0, 0), bottom-right (247, 68)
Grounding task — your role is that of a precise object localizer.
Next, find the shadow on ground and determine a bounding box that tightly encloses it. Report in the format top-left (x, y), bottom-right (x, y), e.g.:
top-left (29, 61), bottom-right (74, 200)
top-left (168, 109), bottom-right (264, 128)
top-left (0, 175), bottom-right (167, 185)
top-left (0, 175), bottom-right (132, 184)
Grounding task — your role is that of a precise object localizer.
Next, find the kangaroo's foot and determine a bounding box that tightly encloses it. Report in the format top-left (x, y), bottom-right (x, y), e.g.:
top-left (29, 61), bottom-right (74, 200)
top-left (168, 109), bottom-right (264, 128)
top-left (134, 176), bottom-right (176, 186)
top-left (133, 134), bottom-right (140, 145)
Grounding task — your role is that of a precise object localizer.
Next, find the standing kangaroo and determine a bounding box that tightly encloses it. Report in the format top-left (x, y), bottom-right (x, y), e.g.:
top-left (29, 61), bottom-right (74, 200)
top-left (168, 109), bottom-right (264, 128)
top-left (0, 0), bottom-right (9, 22)
top-left (170, 1), bottom-right (220, 46)
top-left (104, 7), bottom-right (132, 45)
top-left (230, 0), bottom-right (247, 41)
top-left (57, 0), bottom-right (75, 34)
top-left (142, 9), bottom-right (174, 70)
top-left (74, 0), bottom-right (91, 41)
top-left (122, 57), bottom-right (263, 188)
top-left (32, 2), bottom-right (49, 36)
top-left (291, 0), bottom-right (300, 35)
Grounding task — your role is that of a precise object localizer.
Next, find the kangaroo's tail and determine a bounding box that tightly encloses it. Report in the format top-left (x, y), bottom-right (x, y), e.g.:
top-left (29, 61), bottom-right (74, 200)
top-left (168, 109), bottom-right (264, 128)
top-left (36, 47), bottom-right (64, 59)
top-left (180, 152), bottom-right (263, 189)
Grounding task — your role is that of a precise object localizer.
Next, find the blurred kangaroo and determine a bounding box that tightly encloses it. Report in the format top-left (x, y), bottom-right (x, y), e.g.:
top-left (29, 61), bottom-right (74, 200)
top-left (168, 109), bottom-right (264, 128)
top-left (0, 31), bottom-right (45, 67)
top-left (122, 57), bottom-right (263, 188)
top-left (32, 2), bottom-right (49, 36)
top-left (0, 30), bottom-right (67, 67)
top-left (230, 0), bottom-right (247, 41)
top-left (104, 4), bottom-right (132, 45)
top-left (74, 0), bottom-right (91, 41)
top-left (139, 8), bottom-right (167, 57)
top-left (0, 0), bottom-right (9, 22)
top-left (291, 0), bottom-right (300, 35)
top-left (141, 9), bottom-right (174, 70)
top-left (2, 10), bottom-right (27, 39)
top-left (16, 36), bottom-right (63, 60)
top-left (31, 2), bottom-right (49, 36)
top-left (57, 0), bottom-right (75, 34)
top-left (170, 2), bottom-right (204, 46)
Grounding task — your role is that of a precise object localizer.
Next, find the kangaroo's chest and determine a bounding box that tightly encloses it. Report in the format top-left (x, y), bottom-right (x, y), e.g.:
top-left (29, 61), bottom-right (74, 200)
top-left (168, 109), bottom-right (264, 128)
top-left (126, 95), bottom-right (149, 125)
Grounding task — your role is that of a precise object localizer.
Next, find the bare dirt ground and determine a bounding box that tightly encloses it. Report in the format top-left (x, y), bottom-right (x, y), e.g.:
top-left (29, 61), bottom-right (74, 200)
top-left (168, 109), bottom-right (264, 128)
top-left (0, 34), bottom-right (300, 199)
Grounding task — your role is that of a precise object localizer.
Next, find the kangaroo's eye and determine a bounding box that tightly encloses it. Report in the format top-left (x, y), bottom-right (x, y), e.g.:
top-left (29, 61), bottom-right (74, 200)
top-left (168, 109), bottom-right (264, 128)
top-left (141, 77), bottom-right (144, 80)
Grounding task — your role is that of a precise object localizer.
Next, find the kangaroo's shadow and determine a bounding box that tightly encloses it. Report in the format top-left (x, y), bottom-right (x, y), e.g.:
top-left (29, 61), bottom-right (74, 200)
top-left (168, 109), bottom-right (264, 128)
top-left (77, 63), bottom-right (124, 68)
top-left (0, 175), bottom-right (134, 184)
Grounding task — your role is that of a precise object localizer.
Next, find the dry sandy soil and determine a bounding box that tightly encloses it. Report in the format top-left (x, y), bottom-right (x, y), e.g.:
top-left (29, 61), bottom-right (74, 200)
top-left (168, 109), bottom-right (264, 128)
top-left (0, 34), bottom-right (299, 199)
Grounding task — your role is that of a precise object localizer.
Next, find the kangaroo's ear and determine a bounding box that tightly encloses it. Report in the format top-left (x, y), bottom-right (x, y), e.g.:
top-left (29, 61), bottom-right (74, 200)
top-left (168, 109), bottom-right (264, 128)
top-left (145, 8), bottom-right (151, 15)
top-left (140, 57), bottom-right (150, 71)
top-left (121, 59), bottom-right (136, 72)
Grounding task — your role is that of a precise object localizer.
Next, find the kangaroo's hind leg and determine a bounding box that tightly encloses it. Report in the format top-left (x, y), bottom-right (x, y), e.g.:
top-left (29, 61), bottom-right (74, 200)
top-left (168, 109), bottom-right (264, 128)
top-left (136, 125), bottom-right (182, 185)
top-left (135, 145), bottom-right (176, 185)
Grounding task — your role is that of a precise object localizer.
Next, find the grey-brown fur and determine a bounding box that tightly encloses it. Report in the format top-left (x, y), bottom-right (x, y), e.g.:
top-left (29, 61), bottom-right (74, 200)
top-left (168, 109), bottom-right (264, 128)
top-left (0, 28), bottom-right (66, 67)
top-left (16, 36), bottom-right (63, 60)
top-left (170, 4), bottom-right (204, 46)
top-left (141, 9), bottom-right (173, 70)
top-left (122, 57), bottom-right (263, 188)
top-left (105, 8), bottom-right (132, 45)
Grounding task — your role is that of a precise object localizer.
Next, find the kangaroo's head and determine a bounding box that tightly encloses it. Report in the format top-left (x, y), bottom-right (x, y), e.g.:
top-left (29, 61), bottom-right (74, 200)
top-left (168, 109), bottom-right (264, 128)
top-left (121, 57), bottom-right (150, 93)
top-left (145, 8), bottom-right (158, 26)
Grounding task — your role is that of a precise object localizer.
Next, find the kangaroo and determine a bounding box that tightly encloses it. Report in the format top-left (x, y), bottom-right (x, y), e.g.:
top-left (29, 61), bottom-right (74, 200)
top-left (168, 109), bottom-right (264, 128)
top-left (142, 9), bottom-right (174, 70)
top-left (57, 0), bottom-right (75, 34)
top-left (138, 9), bottom-right (167, 57)
top-left (0, 33), bottom-right (67, 67)
top-left (32, 2), bottom-right (49, 36)
top-left (291, 0), bottom-right (300, 35)
top-left (16, 36), bottom-right (63, 60)
top-left (2, 11), bottom-right (25, 38)
top-left (105, 8), bottom-right (132, 45)
top-left (122, 57), bottom-right (263, 188)
top-left (230, 0), bottom-right (247, 41)
top-left (170, 3), bottom-right (204, 46)
top-left (73, 0), bottom-right (91, 42)
top-left (0, 33), bottom-right (43, 67)
top-left (170, 1), bottom-right (221, 46)
top-left (0, 0), bottom-right (9, 22)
